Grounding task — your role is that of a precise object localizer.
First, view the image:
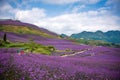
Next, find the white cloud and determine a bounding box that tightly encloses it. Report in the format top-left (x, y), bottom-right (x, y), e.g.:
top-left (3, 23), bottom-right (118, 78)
top-left (88, 0), bottom-right (101, 4)
top-left (14, 7), bottom-right (120, 35)
top-left (32, 9), bottom-right (120, 35)
top-left (1, 1), bottom-right (119, 36)
top-left (40, 0), bottom-right (100, 5)
top-left (0, 3), bottom-right (13, 19)
top-left (2, 5), bottom-right (118, 35)
top-left (0, 3), bottom-right (19, 19)
top-left (106, 0), bottom-right (119, 5)
top-left (15, 8), bottom-right (46, 23)
top-left (106, 0), bottom-right (120, 14)
top-left (72, 5), bottom-right (85, 13)
top-left (41, 0), bottom-right (79, 4)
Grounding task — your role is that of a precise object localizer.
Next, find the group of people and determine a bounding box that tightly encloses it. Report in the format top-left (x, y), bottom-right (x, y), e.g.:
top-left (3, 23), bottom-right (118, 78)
top-left (16, 48), bottom-right (30, 55)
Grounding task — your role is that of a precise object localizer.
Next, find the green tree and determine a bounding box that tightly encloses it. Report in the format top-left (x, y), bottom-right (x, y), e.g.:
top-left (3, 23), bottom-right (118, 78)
top-left (3, 33), bottom-right (7, 42)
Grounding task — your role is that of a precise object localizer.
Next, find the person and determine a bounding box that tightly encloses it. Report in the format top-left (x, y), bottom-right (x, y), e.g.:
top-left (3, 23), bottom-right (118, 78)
top-left (17, 48), bottom-right (25, 55)
top-left (20, 50), bottom-right (24, 55)
top-left (16, 49), bottom-right (19, 53)
top-left (16, 49), bottom-right (20, 55)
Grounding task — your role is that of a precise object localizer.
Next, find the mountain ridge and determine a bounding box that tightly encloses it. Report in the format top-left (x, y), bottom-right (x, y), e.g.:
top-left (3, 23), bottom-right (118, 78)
top-left (70, 30), bottom-right (120, 43)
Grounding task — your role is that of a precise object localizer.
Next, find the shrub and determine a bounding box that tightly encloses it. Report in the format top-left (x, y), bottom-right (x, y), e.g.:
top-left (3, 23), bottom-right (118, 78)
top-left (65, 48), bottom-right (71, 52)
top-left (47, 45), bottom-right (56, 52)
top-left (3, 33), bottom-right (7, 42)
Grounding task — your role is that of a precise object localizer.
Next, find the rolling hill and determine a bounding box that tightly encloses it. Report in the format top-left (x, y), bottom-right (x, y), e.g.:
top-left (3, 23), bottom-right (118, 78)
top-left (0, 19), bottom-right (58, 38)
top-left (0, 19), bottom-right (86, 51)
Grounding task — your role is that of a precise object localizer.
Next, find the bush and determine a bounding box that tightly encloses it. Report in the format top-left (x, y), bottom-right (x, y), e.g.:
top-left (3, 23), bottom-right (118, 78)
top-left (3, 33), bottom-right (7, 42)
top-left (65, 48), bottom-right (71, 52)
top-left (0, 39), bottom-right (4, 46)
top-left (47, 45), bottom-right (56, 52)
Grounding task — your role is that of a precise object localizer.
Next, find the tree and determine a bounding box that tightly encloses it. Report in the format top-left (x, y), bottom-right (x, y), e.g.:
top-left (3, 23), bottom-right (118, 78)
top-left (3, 33), bottom-right (7, 42)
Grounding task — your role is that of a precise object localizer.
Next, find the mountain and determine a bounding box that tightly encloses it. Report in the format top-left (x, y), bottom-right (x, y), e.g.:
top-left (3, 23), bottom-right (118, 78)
top-left (71, 30), bottom-right (120, 43)
top-left (60, 34), bottom-right (68, 38)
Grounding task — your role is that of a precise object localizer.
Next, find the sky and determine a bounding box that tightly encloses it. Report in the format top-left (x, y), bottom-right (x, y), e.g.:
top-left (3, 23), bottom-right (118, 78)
top-left (0, 0), bottom-right (120, 35)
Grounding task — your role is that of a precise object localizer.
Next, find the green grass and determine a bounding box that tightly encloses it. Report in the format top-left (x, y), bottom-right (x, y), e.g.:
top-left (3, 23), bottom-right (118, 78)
top-left (0, 40), bottom-right (55, 55)
top-left (75, 38), bottom-right (120, 48)
top-left (0, 25), bottom-right (57, 38)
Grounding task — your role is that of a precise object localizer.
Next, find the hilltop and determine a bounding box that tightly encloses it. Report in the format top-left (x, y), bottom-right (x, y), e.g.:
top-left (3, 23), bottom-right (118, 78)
top-left (0, 19), bottom-right (58, 38)
top-left (0, 19), bottom-right (65, 45)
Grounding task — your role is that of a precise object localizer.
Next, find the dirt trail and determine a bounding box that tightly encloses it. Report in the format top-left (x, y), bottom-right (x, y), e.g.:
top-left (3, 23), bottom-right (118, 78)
top-left (61, 47), bottom-right (94, 57)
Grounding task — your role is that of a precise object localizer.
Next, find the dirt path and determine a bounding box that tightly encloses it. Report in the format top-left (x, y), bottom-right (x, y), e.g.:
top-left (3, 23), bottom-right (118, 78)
top-left (61, 47), bottom-right (95, 57)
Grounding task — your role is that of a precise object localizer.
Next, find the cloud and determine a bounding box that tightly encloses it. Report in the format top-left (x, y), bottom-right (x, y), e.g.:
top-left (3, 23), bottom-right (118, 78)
top-left (13, 6), bottom-right (120, 35)
top-left (72, 5), bottom-right (86, 13)
top-left (40, 0), bottom-right (100, 5)
top-left (0, 3), bottom-right (16, 19)
top-left (41, 0), bottom-right (79, 4)
top-left (15, 8), bottom-right (46, 23)
top-left (0, 0), bottom-right (120, 35)
top-left (106, 0), bottom-right (120, 15)
top-left (88, 0), bottom-right (101, 4)
top-left (33, 9), bottom-right (120, 35)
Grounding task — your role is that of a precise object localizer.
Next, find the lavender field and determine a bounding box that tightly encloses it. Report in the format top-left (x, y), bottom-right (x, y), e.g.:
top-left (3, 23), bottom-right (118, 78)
top-left (0, 46), bottom-right (120, 80)
top-left (0, 0), bottom-right (120, 79)
top-left (0, 20), bottom-right (120, 80)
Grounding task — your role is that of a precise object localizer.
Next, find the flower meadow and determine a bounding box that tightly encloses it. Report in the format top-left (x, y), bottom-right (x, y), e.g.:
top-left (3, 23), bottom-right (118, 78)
top-left (0, 47), bottom-right (120, 80)
top-left (0, 31), bottom-right (91, 51)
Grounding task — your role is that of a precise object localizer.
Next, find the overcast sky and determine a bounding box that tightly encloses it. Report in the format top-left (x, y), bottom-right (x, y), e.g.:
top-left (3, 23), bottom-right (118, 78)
top-left (0, 0), bottom-right (120, 35)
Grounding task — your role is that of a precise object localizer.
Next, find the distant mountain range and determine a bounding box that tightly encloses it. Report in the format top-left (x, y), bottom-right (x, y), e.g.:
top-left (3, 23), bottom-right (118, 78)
top-left (70, 30), bottom-right (120, 43)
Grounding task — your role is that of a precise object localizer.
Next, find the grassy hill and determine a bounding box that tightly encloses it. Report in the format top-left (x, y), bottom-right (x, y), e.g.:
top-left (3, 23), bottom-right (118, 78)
top-left (0, 19), bottom-right (58, 38)
top-left (0, 20), bottom-right (59, 55)
top-left (0, 25), bottom-right (57, 38)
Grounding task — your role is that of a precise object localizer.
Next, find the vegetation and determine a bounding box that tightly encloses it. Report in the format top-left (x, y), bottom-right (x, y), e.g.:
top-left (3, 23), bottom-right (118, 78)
top-left (0, 25), bottom-right (57, 38)
top-left (47, 45), bottom-right (56, 52)
top-left (0, 39), bottom-right (55, 55)
top-left (60, 34), bottom-right (68, 38)
top-left (76, 38), bottom-right (120, 48)
top-left (0, 33), bottom-right (10, 46)
top-left (1, 46), bottom-right (120, 80)
top-left (71, 30), bottom-right (120, 43)
top-left (65, 48), bottom-right (71, 52)
top-left (3, 33), bottom-right (7, 42)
